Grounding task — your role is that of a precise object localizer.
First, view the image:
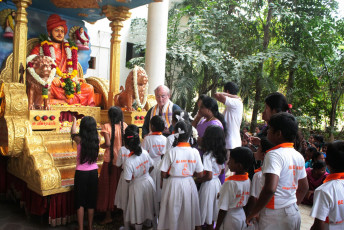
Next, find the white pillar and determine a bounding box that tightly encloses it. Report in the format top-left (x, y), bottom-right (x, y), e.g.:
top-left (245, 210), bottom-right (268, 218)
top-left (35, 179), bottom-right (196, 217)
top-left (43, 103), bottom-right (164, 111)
top-left (145, 0), bottom-right (169, 94)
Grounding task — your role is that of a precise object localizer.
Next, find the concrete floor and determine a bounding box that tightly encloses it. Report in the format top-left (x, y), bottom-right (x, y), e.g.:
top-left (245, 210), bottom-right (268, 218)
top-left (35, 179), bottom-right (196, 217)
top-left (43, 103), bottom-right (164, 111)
top-left (0, 200), bottom-right (315, 230)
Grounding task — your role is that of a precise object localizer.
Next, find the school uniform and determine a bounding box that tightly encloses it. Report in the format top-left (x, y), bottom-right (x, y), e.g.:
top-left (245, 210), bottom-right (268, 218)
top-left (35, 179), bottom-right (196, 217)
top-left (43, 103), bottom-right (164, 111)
top-left (114, 146), bottom-right (131, 211)
top-left (310, 173), bottom-right (344, 230)
top-left (142, 132), bottom-right (167, 203)
top-left (259, 143), bottom-right (306, 230)
top-left (247, 168), bottom-right (263, 230)
top-left (123, 150), bottom-right (156, 224)
top-left (217, 173), bottom-right (251, 230)
top-left (199, 152), bottom-right (225, 225)
top-left (166, 134), bottom-right (175, 153)
top-left (158, 142), bottom-right (204, 230)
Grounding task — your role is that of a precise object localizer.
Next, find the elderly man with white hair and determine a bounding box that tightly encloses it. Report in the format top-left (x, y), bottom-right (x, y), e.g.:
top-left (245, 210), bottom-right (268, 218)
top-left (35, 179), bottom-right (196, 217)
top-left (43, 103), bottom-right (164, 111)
top-left (142, 85), bottom-right (181, 138)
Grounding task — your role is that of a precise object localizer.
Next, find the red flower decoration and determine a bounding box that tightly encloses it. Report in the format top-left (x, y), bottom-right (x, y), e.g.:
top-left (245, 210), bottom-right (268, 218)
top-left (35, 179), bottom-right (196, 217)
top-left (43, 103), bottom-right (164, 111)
top-left (28, 62), bottom-right (33, 68)
top-left (288, 104), bottom-right (293, 109)
top-left (50, 115), bottom-right (55, 120)
top-left (44, 84), bottom-right (49, 88)
top-left (140, 116), bottom-right (144, 120)
top-left (42, 115), bottom-right (48, 121)
top-left (135, 116), bottom-right (139, 120)
top-left (51, 64), bottom-right (56, 68)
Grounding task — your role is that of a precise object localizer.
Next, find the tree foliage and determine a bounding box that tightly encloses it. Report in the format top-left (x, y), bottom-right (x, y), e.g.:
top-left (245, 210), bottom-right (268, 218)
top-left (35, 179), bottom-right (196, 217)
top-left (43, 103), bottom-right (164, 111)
top-left (128, 0), bottom-right (344, 137)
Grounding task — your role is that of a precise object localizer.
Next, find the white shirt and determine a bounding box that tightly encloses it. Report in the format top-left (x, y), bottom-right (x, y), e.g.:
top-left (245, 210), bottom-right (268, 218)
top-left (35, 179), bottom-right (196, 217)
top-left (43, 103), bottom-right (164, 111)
top-left (203, 152), bottom-right (225, 179)
top-left (250, 169), bottom-right (263, 198)
top-left (123, 150), bottom-right (154, 181)
top-left (262, 145), bottom-right (306, 209)
top-left (311, 175), bottom-right (344, 228)
top-left (166, 134), bottom-right (175, 153)
top-left (116, 146), bottom-right (131, 169)
top-left (218, 175), bottom-right (251, 210)
top-left (159, 144), bottom-right (203, 177)
top-left (142, 133), bottom-right (167, 163)
top-left (223, 97), bottom-right (243, 149)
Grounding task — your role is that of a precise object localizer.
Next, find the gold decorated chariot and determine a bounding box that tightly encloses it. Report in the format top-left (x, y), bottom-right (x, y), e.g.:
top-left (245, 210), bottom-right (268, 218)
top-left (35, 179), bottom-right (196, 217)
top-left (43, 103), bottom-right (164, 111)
top-left (0, 0), bottom-right (158, 198)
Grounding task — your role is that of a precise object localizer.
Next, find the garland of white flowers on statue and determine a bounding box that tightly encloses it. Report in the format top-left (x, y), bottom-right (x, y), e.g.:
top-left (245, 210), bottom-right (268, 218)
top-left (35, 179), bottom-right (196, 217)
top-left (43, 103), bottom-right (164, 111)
top-left (38, 34), bottom-right (80, 99)
top-left (133, 65), bottom-right (148, 109)
top-left (26, 54), bottom-right (57, 99)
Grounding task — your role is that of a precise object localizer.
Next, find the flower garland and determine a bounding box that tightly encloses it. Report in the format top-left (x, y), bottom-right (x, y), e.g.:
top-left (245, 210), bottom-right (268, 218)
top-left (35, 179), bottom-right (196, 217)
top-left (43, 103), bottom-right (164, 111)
top-left (133, 66), bottom-right (148, 109)
top-left (39, 36), bottom-right (80, 99)
top-left (26, 54), bottom-right (57, 99)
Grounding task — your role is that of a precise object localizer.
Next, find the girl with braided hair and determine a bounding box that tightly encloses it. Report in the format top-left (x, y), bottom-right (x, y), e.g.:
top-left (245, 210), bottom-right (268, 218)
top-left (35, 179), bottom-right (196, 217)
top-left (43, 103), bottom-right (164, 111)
top-left (123, 127), bottom-right (157, 230)
top-left (97, 106), bottom-right (127, 225)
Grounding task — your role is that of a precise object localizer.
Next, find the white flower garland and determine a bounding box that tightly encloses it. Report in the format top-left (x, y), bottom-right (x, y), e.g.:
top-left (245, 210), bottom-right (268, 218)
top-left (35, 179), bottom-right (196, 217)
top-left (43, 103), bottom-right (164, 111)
top-left (26, 54), bottom-right (57, 87)
top-left (133, 65), bottom-right (149, 109)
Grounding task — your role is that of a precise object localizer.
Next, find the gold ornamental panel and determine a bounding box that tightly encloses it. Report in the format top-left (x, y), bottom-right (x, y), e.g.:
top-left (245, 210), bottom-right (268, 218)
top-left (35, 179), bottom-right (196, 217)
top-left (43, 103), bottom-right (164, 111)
top-left (3, 83), bottom-right (28, 117)
top-left (2, 117), bottom-right (32, 157)
top-left (36, 167), bottom-right (61, 190)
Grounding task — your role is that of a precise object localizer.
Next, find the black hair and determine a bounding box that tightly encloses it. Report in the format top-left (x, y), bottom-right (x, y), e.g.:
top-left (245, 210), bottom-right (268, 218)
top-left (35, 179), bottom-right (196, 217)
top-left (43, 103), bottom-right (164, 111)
top-left (314, 135), bottom-right (324, 144)
top-left (202, 125), bottom-right (227, 165)
top-left (268, 112), bottom-right (298, 142)
top-left (201, 96), bottom-right (227, 136)
top-left (265, 92), bottom-right (289, 113)
top-left (172, 120), bottom-right (192, 147)
top-left (224, 82), bottom-right (239, 95)
top-left (172, 110), bottom-right (190, 123)
top-left (325, 141), bottom-right (344, 172)
top-left (125, 124), bottom-right (140, 134)
top-left (307, 146), bottom-right (318, 155)
top-left (312, 160), bottom-right (326, 170)
top-left (311, 151), bottom-right (323, 164)
top-left (230, 147), bottom-right (254, 171)
top-left (124, 126), bottom-right (142, 156)
top-left (79, 116), bottom-right (99, 164)
top-left (150, 115), bottom-right (165, 132)
top-left (260, 137), bottom-right (275, 153)
top-left (108, 106), bottom-right (124, 173)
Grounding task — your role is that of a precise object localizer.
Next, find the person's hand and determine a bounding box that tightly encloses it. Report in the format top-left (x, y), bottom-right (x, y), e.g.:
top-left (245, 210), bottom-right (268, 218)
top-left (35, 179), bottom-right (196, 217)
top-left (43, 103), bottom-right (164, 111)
top-left (246, 212), bottom-right (259, 226)
top-left (72, 115), bottom-right (77, 123)
top-left (306, 190), bottom-right (313, 200)
top-left (250, 136), bottom-right (261, 146)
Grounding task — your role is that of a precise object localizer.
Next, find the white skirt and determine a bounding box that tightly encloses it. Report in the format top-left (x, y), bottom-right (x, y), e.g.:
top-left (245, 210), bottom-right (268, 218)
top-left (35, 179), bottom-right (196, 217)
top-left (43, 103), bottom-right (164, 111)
top-left (150, 159), bottom-right (162, 203)
top-left (158, 176), bottom-right (201, 230)
top-left (220, 207), bottom-right (246, 230)
top-left (114, 173), bottom-right (129, 211)
top-left (199, 177), bottom-right (221, 225)
top-left (125, 174), bottom-right (156, 224)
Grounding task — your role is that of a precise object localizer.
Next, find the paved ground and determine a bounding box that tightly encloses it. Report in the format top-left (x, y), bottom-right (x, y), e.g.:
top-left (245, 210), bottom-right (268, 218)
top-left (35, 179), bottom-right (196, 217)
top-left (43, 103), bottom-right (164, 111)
top-left (0, 199), bottom-right (314, 230)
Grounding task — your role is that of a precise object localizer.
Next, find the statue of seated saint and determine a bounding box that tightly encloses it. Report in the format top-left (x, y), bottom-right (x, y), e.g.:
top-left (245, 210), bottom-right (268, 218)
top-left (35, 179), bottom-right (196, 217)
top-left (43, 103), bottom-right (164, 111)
top-left (29, 14), bottom-right (95, 106)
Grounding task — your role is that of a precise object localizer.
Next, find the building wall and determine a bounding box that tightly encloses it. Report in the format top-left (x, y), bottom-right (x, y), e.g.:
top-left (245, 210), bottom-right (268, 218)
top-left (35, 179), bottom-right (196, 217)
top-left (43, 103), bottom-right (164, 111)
top-left (84, 5), bottom-right (148, 88)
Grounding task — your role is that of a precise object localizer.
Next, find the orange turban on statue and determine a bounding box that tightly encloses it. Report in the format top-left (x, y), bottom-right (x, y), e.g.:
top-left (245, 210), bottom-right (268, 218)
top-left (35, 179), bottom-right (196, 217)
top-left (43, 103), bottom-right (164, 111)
top-left (46, 14), bottom-right (68, 33)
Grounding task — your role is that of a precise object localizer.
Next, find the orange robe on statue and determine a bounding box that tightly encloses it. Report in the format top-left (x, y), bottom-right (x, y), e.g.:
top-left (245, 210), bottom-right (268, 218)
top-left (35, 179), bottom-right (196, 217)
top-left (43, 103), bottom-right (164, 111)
top-left (30, 42), bottom-right (95, 106)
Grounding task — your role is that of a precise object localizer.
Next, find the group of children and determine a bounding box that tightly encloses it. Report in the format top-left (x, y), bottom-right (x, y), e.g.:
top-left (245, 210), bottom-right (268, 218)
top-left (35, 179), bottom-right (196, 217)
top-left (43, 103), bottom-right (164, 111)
top-left (71, 106), bottom-right (344, 230)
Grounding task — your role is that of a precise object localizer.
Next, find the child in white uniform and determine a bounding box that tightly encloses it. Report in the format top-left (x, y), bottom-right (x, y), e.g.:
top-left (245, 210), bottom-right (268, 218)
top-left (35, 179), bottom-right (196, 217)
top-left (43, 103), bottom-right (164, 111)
top-left (165, 110), bottom-right (190, 153)
top-left (215, 147), bottom-right (254, 230)
top-left (115, 125), bottom-right (139, 230)
top-left (246, 112), bottom-right (309, 230)
top-left (310, 141), bottom-right (344, 230)
top-left (246, 138), bottom-right (274, 230)
top-left (142, 116), bottom-right (167, 205)
top-left (158, 120), bottom-right (203, 230)
top-left (197, 125), bottom-right (227, 230)
top-left (123, 127), bottom-right (157, 230)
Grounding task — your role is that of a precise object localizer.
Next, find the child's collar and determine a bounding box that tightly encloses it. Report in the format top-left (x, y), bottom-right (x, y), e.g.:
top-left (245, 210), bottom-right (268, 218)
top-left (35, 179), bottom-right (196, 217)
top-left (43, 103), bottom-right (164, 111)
top-left (323, 172), bottom-right (344, 183)
top-left (266, 143), bottom-right (294, 153)
top-left (225, 172), bottom-right (249, 181)
top-left (151, 132), bottom-right (162, 135)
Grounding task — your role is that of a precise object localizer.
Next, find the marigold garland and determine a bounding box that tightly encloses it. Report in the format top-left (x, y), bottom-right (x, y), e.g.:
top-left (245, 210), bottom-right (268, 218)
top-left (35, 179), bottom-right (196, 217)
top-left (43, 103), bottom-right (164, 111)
top-left (39, 35), bottom-right (80, 98)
